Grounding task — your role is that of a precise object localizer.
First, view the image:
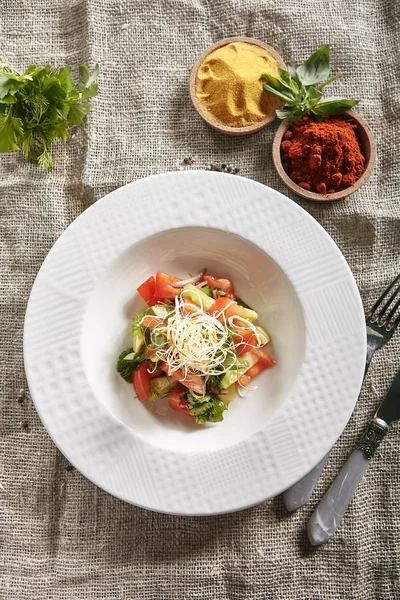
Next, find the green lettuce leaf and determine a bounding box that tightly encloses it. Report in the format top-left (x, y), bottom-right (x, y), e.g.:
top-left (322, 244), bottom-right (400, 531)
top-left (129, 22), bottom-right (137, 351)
top-left (116, 347), bottom-right (144, 383)
top-left (185, 393), bottom-right (226, 424)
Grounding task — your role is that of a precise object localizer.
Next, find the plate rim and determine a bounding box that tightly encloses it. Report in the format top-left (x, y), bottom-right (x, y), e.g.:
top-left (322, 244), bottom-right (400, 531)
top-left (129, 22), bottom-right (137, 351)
top-left (23, 170), bottom-right (366, 515)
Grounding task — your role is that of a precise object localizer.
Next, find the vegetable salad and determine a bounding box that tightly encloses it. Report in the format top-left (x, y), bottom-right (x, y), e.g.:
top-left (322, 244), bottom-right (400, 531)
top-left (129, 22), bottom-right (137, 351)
top-left (116, 269), bottom-right (275, 424)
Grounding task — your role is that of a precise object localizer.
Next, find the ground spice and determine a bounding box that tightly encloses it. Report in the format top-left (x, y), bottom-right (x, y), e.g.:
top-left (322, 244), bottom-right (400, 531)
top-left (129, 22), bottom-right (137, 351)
top-left (281, 115), bottom-right (365, 194)
top-left (195, 41), bottom-right (281, 128)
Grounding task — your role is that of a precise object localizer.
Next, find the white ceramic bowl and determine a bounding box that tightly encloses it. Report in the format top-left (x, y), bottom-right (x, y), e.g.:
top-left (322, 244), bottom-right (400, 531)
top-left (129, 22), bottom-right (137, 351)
top-left (82, 226), bottom-right (305, 452)
top-left (24, 171), bottom-right (366, 515)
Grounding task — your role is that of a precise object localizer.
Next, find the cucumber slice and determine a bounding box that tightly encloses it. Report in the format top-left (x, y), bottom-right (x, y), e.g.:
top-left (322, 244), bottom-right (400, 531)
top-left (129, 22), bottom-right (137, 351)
top-left (255, 325), bottom-right (271, 345)
top-left (220, 352), bottom-right (258, 389)
top-left (219, 384), bottom-right (236, 405)
top-left (152, 305), bottom-right (172, 317)
top-left (182, 284), bottom-right (214, 310)
top-left (149, 376), bottom-right (176, 400)
top-left (240, 307), bottom-right (258, 322)
top-left (133, 328), bottom-right (144, 353)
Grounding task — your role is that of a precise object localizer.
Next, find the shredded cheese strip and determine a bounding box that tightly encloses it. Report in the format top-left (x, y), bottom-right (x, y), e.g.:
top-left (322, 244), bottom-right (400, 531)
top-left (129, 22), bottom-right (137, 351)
top-left (141, 291), bottom-right (267, 381)
top-left (227, 315), bottom-right (267, 348)
top-left (154, 294), bottom-right (237, 377)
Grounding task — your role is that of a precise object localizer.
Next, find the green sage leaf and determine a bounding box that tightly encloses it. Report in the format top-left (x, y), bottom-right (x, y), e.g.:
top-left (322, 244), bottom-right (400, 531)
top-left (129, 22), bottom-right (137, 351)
top-left (296, 44), bottom-right (331, 86)
top-left (262, 45), bottom-right (359, 123)
top-left (275, 108), bottom-right (294, 120)
top-left (277, 68), bottom-right (293, 90)
top-left (260, 72), bottom-right (287, 91)
top-left (286, 61), bottom-right (299, 82)
top-left (263, 83), bottom-right (295, 104)
top-left (286, 107), bottom-right (309, 122)
top-left (306, 85), bottom-right (323, 107)
top-left (311, 98), bottom-right (359, 116)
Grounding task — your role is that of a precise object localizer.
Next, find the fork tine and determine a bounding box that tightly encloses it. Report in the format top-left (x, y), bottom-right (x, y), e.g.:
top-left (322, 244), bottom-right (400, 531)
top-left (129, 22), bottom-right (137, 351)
top-left (378, 280), bottom-right (400, 321)
top-left (368, 273), bottom-right (400, 319)
top-left (387, 311), bottom-right (400, 331)
top-left (385, 296), bottom-right (400, 324)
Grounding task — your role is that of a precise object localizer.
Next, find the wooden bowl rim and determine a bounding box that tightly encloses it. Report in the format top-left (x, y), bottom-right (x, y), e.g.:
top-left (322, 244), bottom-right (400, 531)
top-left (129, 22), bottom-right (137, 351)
top-left (189, 36), bottom-right (286, 136)
top-left (272, 109), bottom-right (377, 202)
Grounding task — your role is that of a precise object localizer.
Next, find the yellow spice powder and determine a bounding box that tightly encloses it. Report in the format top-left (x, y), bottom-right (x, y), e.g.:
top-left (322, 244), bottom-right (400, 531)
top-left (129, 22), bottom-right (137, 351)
top-left (195, 41), bottom-right (281, 128)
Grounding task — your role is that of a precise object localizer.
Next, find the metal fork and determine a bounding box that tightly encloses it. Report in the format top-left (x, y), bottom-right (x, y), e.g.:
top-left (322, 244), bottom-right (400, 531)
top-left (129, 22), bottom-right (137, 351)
top-left (364, 273), bottom-right (400, 368)
top-left (282, 272), bottom-right (400, 512)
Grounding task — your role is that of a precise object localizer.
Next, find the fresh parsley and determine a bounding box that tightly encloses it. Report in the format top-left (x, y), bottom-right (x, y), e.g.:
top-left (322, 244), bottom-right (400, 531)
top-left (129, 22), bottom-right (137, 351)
top-left (185, 392), bottom-right (226, 424)
top-left (0, 58), bottom-right (99, 169)
top-left (207, 373), bottom-right (224, 393)
top-left (261, 45), bottom-right (358, 122)
top-left (201, 286), bottom-right (213, 297)
top-left (116, 347), bottom-right (144, 383)
top-left (129, 307), bottom-right (158, 332)
top-left (130, 311), bottom-right (145, 335)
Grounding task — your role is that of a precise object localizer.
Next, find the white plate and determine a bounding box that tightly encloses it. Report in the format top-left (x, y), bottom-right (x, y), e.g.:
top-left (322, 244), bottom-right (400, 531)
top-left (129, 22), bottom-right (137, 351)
top-left (24, 171), bottom-right (366, 515)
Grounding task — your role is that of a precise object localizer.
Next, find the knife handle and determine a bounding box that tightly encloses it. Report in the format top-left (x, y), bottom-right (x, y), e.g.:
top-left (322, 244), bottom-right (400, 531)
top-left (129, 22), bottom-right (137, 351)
top-left (307, 419), bottom-right (388, 546)
top-left (283, 454), bottom-right (329, 511)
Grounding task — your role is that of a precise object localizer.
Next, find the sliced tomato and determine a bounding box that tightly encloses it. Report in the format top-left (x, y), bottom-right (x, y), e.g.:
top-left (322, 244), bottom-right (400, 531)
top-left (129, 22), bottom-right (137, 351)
top-left (182, 298), bottom-right (200, 315)
top-left (245, 348), bottom-right (275, 378)
top-left (148, 348), bottom-right (158, 362)
top-left (208, 297), bottom-right (234, 316)
top-left (142, 316), bottom-right (166, 328)
top-left (233, 328), bottom-right (256, 355)
top-left (147, 296), bottom-right (164, 307)
top-left (137, 276), bottom-right (156, 303)
top-left (237, 374), bottom-right (251, 387)
top-left (243, 362), bottom-right (265, 378)
top-left (161, 363), bottom-right (205, 395)
top-left (154, 271), bottom-right (181, 300)
top-left (137, 275), bottom-right (164, 306)
top-left (133, 362), bottom-right (150, 401)
top-left (148, 366), bottom-right (164, 379)
top-left (226, 303), bottom-right (248, 320)
top-left (182, 371), bottom-right (205, 395)
top-left (253, 346), bottom-right (276, 368)
top-left (208, 297), bottom-right (247, 323)
top-left (168, 385), bottom-right (192, 416)
top-left (203, 274), bottom-right (234, 297)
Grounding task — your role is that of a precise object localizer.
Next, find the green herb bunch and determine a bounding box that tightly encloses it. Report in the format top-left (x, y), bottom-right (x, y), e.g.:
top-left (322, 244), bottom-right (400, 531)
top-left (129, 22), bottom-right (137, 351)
top-left (184, 392), bottom-right (226, 424)
top-left (116, 347), bottom-right (144, 382)
top-left (261, 45), bottom-right (358, 122)
top-left (0, 59), bottom-right (99, 169)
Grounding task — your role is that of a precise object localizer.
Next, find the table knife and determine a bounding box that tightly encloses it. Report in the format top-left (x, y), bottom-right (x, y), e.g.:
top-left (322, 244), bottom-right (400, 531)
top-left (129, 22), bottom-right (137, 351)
top-left (308, 367), bottom-right (400, 546)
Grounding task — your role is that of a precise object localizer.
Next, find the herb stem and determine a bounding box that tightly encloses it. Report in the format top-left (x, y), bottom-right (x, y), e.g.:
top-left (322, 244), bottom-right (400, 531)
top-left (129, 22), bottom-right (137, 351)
top-left (317, 72), bottom-right (342, 89)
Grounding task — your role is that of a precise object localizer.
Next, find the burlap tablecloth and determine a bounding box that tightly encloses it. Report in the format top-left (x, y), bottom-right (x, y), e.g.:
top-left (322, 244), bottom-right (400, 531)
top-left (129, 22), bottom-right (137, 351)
top-left (1, 1), bottom-right (399, 598)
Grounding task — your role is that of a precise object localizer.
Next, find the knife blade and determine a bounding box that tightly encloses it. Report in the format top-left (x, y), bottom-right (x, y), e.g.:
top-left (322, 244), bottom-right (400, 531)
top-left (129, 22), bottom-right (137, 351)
top-left (375, 367), bottom-right (400, 425)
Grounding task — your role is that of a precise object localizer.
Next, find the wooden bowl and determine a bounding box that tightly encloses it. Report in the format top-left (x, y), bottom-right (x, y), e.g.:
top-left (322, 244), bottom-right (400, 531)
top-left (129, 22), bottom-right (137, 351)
top-left (189, 37), bottom-right (286, 136)
top-left (272, 110), bottom-right (377, 202)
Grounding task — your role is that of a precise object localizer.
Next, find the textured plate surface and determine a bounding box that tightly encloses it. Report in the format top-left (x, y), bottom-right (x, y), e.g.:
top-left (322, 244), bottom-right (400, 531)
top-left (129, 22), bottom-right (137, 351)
top-left (24, 171), bottom-right (366, 515)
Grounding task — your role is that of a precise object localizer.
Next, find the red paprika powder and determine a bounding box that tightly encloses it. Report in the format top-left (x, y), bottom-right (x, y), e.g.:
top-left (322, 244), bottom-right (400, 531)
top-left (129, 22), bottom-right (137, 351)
top-left (280, 115), bottom-right (365, 194)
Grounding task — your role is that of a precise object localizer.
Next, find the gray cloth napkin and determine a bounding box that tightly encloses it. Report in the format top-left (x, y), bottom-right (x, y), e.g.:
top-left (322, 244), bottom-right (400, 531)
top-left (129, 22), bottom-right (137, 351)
top-left (1, 0), bottom-right (399, 598)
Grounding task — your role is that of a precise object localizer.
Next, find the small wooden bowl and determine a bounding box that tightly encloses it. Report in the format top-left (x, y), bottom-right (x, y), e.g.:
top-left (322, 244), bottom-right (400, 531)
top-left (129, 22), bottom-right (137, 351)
top-left (272, 110), bottom-right (377, 202)
top-left (189, 37), bottom-right (286, 136)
